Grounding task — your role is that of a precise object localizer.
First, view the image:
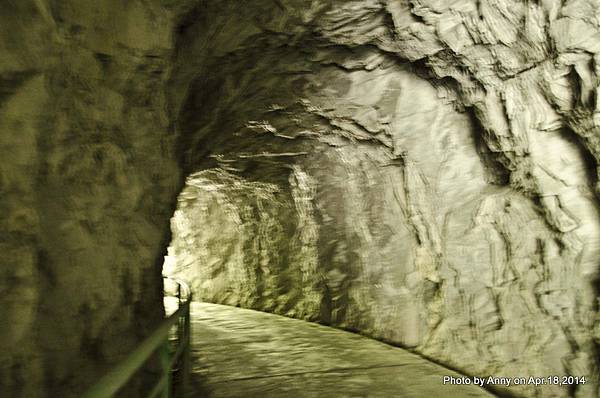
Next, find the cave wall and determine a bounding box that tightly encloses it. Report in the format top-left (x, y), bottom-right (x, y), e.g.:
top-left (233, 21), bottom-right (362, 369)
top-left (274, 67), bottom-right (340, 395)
top-left (168, 1), bottom-right (600, 397)
top-left (2, 1), bottom-right (600, 397)
top-left (0, 1), bottom-right (196, 396)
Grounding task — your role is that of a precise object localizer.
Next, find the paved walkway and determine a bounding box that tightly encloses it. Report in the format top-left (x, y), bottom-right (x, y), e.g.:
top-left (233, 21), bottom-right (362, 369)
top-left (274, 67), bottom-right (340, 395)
top-left (185, 302), bottom-right (495, 398)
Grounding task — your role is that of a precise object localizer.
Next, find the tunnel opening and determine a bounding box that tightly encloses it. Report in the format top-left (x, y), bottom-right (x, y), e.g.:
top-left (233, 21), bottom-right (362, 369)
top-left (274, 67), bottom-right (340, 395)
top-left (162, 166), bottom-right (302, 312)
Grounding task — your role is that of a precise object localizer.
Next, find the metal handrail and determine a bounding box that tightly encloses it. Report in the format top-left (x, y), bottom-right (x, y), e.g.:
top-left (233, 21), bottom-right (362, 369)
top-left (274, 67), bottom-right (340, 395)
top-left (83, 277), bottom-right (192, 398)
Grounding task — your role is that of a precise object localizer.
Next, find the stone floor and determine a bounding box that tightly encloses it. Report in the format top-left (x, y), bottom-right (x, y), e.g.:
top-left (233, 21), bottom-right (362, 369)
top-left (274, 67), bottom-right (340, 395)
top-left (185, 302), bottom-right (495, 398)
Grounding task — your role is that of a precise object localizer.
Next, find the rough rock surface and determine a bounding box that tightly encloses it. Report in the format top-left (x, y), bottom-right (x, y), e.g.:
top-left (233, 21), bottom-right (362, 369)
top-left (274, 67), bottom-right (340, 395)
top-left (0, 1), bottom-right (195, 396)
top-left (3, 1), bottom-right (600, 397)
top-left (167, 1), bottom-right (600, 397)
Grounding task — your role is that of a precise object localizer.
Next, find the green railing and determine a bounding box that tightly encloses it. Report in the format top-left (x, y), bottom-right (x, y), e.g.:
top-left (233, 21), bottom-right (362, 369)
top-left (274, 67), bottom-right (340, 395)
top-left (83, 277), bottom-right (192, 398)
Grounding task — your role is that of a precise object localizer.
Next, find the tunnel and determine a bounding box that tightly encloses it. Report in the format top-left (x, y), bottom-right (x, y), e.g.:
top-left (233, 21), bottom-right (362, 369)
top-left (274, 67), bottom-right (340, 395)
top-left (1, 1), bottom-right (600, 397)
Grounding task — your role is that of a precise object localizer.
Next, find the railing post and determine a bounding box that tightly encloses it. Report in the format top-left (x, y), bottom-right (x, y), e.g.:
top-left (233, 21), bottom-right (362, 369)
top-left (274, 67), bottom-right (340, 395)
top-left (83, 278), bottom-right (191, 398)
top-left (182, 303), bottom-right (191, 397)
top-left (177, 284), bottom-right (183, 342)
top-left (160, 342), bottom-right (171, 398)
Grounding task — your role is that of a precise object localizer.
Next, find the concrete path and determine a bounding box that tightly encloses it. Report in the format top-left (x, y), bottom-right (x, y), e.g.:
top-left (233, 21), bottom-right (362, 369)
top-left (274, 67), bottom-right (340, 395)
top-left (185, 302), bottom-right (495, 398)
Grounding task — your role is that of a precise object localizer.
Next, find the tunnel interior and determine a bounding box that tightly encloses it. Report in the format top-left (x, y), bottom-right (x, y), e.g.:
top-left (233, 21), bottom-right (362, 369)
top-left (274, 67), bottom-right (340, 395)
top-left (2, 1), bottom-right (600, 397)
top-left (163, 16), bottom-right (600, 395)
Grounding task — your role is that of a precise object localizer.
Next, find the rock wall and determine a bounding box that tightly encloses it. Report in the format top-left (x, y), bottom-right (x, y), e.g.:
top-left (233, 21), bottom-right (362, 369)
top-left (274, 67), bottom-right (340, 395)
top-left (2, 1), bottom-right (600, 397)
top-left (168, 1), bottom-right (600, 397)
top-left (0, 1), bottom-right (194, 396)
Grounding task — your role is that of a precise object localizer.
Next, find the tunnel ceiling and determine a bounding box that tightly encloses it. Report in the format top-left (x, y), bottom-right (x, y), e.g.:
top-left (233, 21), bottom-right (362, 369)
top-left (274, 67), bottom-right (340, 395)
top-left (2, 1), bottom-right (600, 397)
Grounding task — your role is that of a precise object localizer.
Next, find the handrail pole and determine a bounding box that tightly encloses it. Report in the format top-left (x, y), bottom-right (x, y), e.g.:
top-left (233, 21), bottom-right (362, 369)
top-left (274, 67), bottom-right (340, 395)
top-left (182, 301), bottom-right (191, 397)
top-left (160, 341), bottom-right (171, 398)
top-left (83, 278), bottom-right (192, 398)
top-left (82, 303), bottom-right (188, 398)
top-left (177, 283), bottom-right (183, 343)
